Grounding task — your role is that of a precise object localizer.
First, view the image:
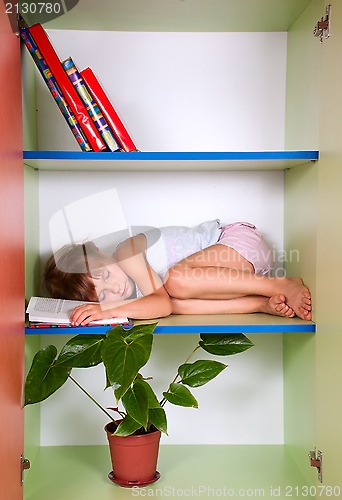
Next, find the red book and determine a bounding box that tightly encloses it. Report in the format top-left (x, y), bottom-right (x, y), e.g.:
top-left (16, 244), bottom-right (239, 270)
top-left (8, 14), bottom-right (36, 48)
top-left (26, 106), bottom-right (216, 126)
top-left (29, 24), bottom-right (107, 152)
top-left (81, 67), bottom-right (137, 152)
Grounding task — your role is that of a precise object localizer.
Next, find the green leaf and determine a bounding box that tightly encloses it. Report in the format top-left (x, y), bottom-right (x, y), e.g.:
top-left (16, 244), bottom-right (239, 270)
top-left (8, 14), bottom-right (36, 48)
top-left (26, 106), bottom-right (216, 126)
top-left (24, 345), bottom-right (71, 406)
top-left (113, 415), bottom-right (143, 437)
top-left (122, 380), bottom-right (149, 429)
top-left (148, 408), bottom-right (168, 435)
top-left (130, 380), bottom-right (168, 434)
top-left (101, 324), bottom-right (154, 400)
top-left (135, 379), bottom-right (160, 409)
top-left (199, 333), bottom-right (254, 356)
top-left (124, 323), bottom-right (158, 341)
top-left (178, 360), bottom-right (227, 387)
top-left (162, 383), bottom-right (198, 408)
top-left (55, 334), bottom-right (106, 367)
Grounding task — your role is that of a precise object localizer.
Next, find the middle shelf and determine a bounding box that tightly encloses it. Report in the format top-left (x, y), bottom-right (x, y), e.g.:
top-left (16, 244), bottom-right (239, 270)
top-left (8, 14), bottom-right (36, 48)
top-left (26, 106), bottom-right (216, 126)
top-left (25, 313), bottom-right (316, 335)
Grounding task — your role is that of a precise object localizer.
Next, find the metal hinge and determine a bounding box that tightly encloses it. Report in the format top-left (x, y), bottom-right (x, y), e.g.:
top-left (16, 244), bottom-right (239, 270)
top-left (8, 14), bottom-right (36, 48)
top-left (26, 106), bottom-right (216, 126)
top-left (21, 455), bottom-right (31, 485)
top-left (308, 449), bottom-right (323, 483)
top-left (313, 4), bottom-right (331, 43)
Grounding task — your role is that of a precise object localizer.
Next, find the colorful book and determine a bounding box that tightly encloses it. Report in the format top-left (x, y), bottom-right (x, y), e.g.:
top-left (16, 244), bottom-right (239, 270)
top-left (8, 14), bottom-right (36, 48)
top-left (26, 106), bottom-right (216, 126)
top-left (62, 57), bottom-right (121, 152)
top-left (27, 322), bottom-right (133, 329)
top-left (28, 24), bottom-right (107, 152)
top-left (81, 67), bottom-right (138, 152)
top-left (20, 28), bottom-right (91, 152)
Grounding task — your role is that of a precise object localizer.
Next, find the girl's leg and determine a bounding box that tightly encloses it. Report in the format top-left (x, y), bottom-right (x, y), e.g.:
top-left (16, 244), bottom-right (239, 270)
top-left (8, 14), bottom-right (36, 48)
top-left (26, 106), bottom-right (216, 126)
top-left (171, 295), bottom-right (295, 317)
top-left (164, 245), bottom-right (311, 320)
top-left (182, 244), bottom-right (255, 273)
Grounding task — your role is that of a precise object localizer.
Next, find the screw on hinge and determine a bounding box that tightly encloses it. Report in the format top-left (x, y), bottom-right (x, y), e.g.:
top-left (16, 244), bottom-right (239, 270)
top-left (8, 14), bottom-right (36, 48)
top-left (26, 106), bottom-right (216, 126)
top-left (20, 454), bottom-right (31, 485)
top-left (313, 4), bottom-right (331, 43)
top-left (308, 449), bottom-right (323, 483)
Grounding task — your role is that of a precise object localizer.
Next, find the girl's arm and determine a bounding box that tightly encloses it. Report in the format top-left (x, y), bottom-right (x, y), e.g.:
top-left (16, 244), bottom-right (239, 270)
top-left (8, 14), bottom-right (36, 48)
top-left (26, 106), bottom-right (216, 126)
top-left (70, 235), bottom-right (172, 325)
top-left (70, 286), bottom-right (172, 325)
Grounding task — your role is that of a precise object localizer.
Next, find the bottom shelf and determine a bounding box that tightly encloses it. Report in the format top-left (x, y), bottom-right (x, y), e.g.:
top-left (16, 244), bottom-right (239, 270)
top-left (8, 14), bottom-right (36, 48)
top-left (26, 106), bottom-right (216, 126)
top-left (24, 444), bottom-right (312, 500)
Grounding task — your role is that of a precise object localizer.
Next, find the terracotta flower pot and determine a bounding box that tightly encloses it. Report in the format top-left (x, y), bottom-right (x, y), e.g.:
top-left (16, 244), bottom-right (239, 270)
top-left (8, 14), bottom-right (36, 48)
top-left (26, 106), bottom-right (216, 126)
top-left (105, 421), bottom-right (161, 487)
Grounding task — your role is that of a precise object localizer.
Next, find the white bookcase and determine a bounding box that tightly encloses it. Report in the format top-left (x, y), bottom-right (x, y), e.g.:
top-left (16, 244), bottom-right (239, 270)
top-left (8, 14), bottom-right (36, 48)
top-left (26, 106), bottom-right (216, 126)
top-left (21, 1), bottom-right (342, 498)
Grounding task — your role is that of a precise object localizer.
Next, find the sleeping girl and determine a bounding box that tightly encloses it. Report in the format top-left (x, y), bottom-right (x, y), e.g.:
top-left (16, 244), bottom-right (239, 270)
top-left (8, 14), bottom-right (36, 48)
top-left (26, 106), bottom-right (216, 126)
top-left (43, 220), bottom-right (312, 325)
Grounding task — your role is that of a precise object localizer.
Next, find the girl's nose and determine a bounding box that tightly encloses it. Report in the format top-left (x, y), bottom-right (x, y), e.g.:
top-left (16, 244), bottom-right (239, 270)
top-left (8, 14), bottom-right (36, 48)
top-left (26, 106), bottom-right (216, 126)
top-left (113, 284), bottom-right (121, 295)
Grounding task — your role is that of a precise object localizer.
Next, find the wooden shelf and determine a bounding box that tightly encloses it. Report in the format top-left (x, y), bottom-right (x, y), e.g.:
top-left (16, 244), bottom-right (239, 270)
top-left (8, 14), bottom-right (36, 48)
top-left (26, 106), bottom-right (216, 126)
top-left (25, 313), bottom-right (315, 335)
top-left (23, 150), bottom-right (319, 171)
top-left (24, 444), bottom-right (310, 500)
top-left (145, 313), bottom-right (316, 333)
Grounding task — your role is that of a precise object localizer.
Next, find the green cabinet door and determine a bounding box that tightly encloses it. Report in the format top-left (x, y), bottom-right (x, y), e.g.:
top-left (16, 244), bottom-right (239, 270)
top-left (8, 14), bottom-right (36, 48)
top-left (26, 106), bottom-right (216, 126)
top-left (315, 0), bottom-right (342, 488)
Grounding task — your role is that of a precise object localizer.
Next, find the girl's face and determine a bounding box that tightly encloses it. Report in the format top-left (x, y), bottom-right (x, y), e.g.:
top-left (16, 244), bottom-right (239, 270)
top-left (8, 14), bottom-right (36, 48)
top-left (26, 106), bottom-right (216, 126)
top-left (92, 263), bottom-right (135, 303)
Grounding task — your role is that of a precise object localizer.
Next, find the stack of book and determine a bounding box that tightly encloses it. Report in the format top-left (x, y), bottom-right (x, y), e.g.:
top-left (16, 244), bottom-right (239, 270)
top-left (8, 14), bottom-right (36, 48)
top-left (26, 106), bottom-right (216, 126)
top-left (19, 15), bottom-right (137, 153)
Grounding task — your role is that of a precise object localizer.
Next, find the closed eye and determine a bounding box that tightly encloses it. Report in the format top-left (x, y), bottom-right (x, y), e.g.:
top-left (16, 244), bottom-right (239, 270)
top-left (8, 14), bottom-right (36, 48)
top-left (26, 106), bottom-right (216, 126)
top-left (102, 268), bottom-right (110, 282)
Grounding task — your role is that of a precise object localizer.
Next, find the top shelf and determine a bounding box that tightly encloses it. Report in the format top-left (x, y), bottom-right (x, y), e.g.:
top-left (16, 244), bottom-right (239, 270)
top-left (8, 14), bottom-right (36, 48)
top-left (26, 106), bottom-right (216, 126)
top-left (25, 0), bottom-right (313, 32)
top-left (23, 150), bottom-right (319, 171)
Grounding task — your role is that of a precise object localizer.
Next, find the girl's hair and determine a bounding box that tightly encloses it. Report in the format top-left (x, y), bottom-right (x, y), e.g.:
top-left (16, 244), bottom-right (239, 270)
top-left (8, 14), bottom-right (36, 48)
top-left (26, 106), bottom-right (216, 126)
top-left (43, 242), bottom-right (114, 302)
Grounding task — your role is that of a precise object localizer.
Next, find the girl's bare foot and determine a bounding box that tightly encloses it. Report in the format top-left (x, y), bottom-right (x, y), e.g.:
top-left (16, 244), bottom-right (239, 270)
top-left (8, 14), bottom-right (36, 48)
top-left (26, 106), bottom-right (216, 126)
top-left (262, 294), bottom-right (295, 318)
top-left (281, 277), bottom-right (312, 320)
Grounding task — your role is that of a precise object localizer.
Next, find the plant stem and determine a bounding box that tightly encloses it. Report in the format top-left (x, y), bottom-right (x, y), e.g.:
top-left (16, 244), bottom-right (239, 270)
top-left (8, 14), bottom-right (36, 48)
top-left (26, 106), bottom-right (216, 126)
top-left (69, 375), bottom-right (115, 422)
top-left (159, 345), bottom-right (200, 407)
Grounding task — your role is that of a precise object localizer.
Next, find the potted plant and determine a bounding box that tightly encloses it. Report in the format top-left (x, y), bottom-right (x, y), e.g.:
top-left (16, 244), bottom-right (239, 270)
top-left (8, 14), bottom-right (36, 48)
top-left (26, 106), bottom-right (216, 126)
top-left (24, 322), bottom-right (254, 487)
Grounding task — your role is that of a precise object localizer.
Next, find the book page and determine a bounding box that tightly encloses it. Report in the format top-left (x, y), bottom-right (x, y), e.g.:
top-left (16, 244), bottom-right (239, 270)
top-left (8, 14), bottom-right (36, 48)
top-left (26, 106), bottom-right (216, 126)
top-left (26, 297), bottom-right (128, 325)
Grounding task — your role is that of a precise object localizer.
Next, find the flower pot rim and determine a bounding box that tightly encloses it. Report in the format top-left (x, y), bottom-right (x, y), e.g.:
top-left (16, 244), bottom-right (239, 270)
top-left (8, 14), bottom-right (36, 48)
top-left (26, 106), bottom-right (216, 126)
top-left (104, 421), bottom-right (161, 439)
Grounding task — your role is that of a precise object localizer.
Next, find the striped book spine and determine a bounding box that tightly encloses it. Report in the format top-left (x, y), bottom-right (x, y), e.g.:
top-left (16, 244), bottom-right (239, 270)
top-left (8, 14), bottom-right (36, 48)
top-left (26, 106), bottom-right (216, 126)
top-left (29, 24), bottom-right (107, 152)
top-left (81, 67), bottom-right (138, 152)
top-left (20, 28), bottom-right (91, 152)
top-left (62, 57), bottom-right (120, 152)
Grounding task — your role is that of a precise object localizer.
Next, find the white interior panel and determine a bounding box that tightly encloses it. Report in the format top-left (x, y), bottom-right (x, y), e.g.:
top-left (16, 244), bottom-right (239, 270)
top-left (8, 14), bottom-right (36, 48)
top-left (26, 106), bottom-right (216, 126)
top-left (38, 169), bottom-right (285, 445)
top-left (35, 30), bottom-right (287, 152)
top-left (36, 28), bottom-right (287, 446)
top-left (39, 333), bottom-right (283, 446)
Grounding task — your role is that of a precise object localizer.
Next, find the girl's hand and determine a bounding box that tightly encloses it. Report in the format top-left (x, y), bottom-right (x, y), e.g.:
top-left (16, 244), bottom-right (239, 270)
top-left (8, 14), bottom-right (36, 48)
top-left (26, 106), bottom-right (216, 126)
top-left (70, 303), bottom-right (111, 326)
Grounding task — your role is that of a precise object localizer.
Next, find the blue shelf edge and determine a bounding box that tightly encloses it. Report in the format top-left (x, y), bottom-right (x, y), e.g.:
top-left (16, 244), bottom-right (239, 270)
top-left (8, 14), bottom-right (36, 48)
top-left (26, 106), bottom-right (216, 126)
top-left (154, 323), bottom-right (316, 333)
top-left (23, 150), bottom-right (319, 162)
top-left (25, 322), bottom-right (316, 335)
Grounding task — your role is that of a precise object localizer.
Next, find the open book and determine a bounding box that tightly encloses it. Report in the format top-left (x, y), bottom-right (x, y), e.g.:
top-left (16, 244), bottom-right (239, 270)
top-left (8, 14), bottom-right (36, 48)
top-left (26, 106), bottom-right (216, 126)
top-left (26, 297), bottom-right (128, 325)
